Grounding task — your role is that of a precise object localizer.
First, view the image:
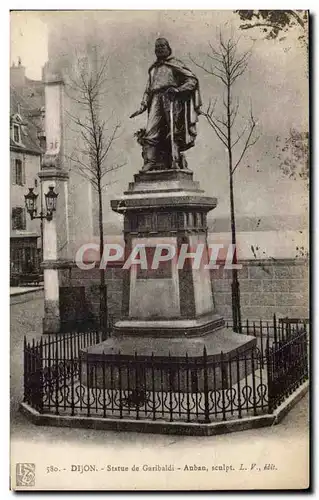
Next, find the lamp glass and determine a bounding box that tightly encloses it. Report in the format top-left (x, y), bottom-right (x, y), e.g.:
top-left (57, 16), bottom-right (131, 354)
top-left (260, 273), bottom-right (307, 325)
top-left (45, 186), bottom-right (58, 212)
top-left (24, 188), bottom-right (38, 214)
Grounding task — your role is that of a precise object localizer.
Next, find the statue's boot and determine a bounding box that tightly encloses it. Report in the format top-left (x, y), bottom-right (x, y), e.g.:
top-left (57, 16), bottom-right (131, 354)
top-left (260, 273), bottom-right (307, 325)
top-left (141, 145), bottom-right (157, 172)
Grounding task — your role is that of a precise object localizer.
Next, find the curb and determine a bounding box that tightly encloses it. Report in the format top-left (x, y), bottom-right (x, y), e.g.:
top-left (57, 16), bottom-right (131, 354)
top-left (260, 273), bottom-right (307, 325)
top-left (10, 288), bottom-right (44, 305)
top-left (20, 381), bottom-right (308, 436)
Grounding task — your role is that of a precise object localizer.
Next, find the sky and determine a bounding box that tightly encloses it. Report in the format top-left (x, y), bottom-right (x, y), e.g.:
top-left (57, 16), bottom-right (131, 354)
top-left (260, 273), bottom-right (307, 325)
top-left (10, 11), bottom-right (48, 79)
top-left (10, 11), bottom-right (309, 227)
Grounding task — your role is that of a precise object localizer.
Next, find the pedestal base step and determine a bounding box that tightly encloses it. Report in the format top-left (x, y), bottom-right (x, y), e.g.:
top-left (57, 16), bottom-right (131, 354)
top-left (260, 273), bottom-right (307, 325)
top-left (113, 314), bottom-right (225, 338)
top-left (83, 327), bottom-right (256, 361)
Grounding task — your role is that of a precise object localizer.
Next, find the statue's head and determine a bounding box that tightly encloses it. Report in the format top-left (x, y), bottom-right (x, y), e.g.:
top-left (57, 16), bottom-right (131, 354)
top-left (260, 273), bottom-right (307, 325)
top-left (155, 38), bottom-right (172, 60)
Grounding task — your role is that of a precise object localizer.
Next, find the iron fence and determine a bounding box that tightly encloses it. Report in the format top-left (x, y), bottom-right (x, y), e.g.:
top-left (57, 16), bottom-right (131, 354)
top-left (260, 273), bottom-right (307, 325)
top-left (226, 315), bottom-right (308, 339)
top-left (23, 317), bottom-right (308, 424)
top-left (23, 330), bottom-right (101, 413)
top-left (267, 328), bottom-right (308, 412)
top-left (226, 315), bottom-right (309, 361)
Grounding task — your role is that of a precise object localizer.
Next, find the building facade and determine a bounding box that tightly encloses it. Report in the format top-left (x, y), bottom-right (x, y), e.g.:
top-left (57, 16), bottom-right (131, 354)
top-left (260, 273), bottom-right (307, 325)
top-left (10, 60), bottom-right (45, 285)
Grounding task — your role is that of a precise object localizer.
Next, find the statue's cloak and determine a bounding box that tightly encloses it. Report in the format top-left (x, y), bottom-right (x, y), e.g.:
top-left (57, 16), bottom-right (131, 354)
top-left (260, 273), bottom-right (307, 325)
top-left (148, 57), bottom-right (202, 151)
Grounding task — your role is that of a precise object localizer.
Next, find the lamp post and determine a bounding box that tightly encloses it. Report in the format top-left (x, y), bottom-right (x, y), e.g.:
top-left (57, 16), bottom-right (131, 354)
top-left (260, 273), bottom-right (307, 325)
top-left (25, 184), bottom-right (62, 333)
top-left (24, 186), bottom-right (58, 222)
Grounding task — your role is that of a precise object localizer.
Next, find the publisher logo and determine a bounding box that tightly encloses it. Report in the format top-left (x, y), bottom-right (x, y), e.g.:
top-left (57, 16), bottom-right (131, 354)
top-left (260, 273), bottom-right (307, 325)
top-left (16, 463), bottom-right (35, 487)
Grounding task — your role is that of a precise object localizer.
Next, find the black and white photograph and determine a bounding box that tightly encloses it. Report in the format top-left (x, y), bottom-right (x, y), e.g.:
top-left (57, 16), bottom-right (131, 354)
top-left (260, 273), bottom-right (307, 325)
top-left (9, 9), bottom-right (309, 491)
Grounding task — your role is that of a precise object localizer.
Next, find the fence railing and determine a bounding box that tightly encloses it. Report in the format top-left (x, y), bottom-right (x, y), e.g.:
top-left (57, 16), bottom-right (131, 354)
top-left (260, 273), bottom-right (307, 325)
top-left (267, 329), bottom-right (308, 412)
top-left (23, 317), bottom-right (308, 424)
top-left (23, 330), bottom-right (102, 413)
top-left (226, 315), bottom-right (308, 339)
top-left (226, 315), bottom-right (309, 360)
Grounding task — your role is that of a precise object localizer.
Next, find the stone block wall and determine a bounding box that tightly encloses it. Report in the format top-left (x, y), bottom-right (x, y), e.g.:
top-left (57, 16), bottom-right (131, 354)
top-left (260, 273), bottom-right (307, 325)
top-left (59, 258), bottom-right (309, 327)
top-left (59, 265), bottom-right (123, 327)
top-left (211, 259), bottom-right (309, 320)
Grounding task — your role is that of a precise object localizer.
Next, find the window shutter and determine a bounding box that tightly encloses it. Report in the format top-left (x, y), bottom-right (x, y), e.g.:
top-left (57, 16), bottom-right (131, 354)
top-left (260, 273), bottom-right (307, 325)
top-left (22, 208), bottom-right (26, 230)
top-left (22, 156), bottom-right (26, 185)
top-left (11, 157), bottom-right (16, 185)
top-left (12, 208), bottom-right (17, 230)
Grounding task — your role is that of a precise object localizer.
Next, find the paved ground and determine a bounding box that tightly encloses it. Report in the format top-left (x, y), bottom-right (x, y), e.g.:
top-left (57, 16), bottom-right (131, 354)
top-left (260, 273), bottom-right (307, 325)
top-left (10, 292), bottom-right (310, 490)
top-left (10, 286), bottom-right (43, 296)
top-left (10, 292), bottom-right (44, 416)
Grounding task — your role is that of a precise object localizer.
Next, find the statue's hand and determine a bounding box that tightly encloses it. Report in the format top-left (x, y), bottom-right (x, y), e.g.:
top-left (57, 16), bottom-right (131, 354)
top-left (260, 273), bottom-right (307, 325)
top-left (165, 87), bottom-right (179, 100)
top-left (130, 104), bottom-right (147, 119)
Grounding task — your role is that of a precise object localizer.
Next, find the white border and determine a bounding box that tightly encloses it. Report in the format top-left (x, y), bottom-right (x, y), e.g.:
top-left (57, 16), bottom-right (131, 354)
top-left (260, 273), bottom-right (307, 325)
top-left (3, 4), bottom-right (315, 499)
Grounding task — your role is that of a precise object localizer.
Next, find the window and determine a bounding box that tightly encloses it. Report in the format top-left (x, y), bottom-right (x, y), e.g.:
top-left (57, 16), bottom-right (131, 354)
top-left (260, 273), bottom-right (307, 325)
top-left (12, 207), bottom-right (26, 230)
top-left (15, 159), bottom-right (24, 185)
top-left (13, 124), bottom-right (20, 143)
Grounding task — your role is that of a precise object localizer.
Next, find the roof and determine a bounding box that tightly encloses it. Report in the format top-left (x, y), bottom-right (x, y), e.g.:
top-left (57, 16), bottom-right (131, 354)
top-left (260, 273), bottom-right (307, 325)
top-left (10, 86), bottom-right (44, 156)
top-left (11, 76), bottom-right (45, 111)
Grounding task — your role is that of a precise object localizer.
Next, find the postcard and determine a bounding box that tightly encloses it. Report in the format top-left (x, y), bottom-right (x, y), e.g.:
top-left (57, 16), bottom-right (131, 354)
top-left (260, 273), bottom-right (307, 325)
top-left (10, 9), bottom-right (309, 491)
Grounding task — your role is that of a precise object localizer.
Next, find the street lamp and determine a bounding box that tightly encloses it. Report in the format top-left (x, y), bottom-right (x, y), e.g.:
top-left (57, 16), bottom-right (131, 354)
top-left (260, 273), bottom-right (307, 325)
top-left (25, 186), bottom-right (58, 222)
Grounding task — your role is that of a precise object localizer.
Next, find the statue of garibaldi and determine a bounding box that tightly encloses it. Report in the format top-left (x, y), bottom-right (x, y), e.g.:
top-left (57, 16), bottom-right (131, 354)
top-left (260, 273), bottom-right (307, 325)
top-left (130, 38), bottom-right (202, 171)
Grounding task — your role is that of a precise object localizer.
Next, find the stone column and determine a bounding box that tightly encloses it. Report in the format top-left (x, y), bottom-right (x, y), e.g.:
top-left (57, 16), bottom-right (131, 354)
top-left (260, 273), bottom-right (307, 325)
top-left (39, 68), bottom-right (69, 333)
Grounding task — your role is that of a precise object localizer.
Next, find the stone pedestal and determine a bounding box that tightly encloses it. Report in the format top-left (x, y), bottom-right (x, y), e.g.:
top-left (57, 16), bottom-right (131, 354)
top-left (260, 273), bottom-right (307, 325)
top-left (82, 168), bottom-right (256, 388)
top-left (113, 169), bottom-right (219, 327)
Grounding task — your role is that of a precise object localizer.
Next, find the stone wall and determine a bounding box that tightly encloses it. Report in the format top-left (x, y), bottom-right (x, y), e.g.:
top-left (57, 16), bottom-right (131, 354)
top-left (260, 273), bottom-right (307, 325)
top-left (211, 259), bottom-right (309, 321)
top-left (59, 258), bottom-right (309, 327)
top-left (59, 266), bottom-right (123, 327)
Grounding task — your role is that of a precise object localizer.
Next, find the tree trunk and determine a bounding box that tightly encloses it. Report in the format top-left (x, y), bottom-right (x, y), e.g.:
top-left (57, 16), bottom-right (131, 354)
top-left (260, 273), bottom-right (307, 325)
top-left (97, 178), bottom-right (107, 338)
top-left (229, 170), bottom-right (242, 333)
top-left (227, 79), bottom-right (242, 333)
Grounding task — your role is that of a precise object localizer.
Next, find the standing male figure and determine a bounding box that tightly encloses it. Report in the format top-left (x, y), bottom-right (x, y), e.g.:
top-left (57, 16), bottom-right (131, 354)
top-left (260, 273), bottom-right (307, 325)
top-left (130, 38), bottom-right (202, 171)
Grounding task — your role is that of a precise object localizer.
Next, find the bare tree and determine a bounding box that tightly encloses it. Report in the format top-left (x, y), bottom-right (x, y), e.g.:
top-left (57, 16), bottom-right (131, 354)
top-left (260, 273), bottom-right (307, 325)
top-left (66, 48), bottom-right (123, 335)
top-left (191, 33), bottom-right (259, 333)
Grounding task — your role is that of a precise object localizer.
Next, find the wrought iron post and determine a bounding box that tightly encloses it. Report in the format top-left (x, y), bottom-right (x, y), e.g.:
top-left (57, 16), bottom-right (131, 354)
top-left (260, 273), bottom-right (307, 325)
top-left (266, 337), bottom-right (274, 413)
top-left (203, 346), bottom-right (210, 423)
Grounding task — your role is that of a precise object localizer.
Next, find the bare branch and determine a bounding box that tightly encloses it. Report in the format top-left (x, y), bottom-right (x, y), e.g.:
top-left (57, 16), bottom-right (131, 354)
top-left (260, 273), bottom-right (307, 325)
top-left (189, 55), bottom-right (227, 85)
top-left (102, 161), bottom-right (127, 178)
top-left (207, 97), bottom-right (218, 117)
top-left (230, 63), bottom-right (249, 85)
top-left (288, 10), bottom-right (306, 30)
top-left (232, 108), bottom-right (259, 174)
top-left (202, 112), bottom-right (228, 147)
top-left (203, 109), bottom-right (228, 140)
top-left (231, 125), bottom-right (247, 149)
top-left (230, 101), bottom-right (240, 128)
top-left (193, 32), bottom-right (259, 177)
top-left (239, 22), bottom-right (284, 31)
top-left (100, 124), bottom-right (121, 165)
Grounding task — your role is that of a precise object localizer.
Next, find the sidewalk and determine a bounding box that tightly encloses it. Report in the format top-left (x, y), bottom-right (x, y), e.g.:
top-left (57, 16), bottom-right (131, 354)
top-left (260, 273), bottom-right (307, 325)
top-left (10, 286), bottom-right (44, 296)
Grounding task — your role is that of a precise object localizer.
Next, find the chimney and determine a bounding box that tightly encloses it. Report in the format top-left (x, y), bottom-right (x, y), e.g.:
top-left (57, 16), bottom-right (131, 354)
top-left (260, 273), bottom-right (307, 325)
top-left (10, 58), bottom-right (26, 87)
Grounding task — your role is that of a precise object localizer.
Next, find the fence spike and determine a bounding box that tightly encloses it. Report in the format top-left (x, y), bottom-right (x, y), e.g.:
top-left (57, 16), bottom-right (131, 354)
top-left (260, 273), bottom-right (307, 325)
top-left (273, 313), bottom-right (278, 345)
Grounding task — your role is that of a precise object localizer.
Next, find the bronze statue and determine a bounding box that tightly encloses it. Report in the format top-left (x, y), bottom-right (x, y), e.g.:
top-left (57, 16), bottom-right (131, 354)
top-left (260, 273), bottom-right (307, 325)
top-left (130, 38), bottom-right (202, 171)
